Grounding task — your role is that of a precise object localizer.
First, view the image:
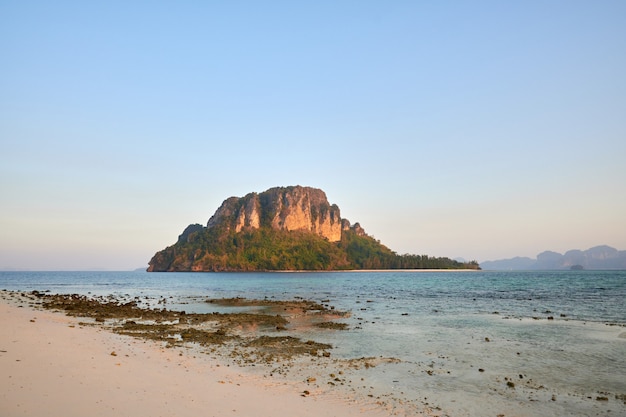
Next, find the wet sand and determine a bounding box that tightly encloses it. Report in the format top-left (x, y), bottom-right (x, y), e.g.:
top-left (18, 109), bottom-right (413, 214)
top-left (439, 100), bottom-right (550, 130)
top-left (0, 291), bottom-right (408, 417)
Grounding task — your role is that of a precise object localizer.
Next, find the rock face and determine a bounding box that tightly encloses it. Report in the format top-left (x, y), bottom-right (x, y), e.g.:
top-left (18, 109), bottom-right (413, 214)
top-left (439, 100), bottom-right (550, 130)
top-left (207, 186), bottom-right (343, 242)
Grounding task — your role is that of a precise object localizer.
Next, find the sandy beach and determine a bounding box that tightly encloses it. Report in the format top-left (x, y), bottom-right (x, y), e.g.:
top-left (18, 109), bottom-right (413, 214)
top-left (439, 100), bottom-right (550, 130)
top-left (4, 282), bottom-right (624, 417)
top-left (0, 293), bottom-right (397, 417)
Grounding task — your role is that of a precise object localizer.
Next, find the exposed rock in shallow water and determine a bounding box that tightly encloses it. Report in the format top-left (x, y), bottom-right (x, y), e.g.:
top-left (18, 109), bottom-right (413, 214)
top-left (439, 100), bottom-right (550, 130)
top-left (37, 292), bottom-right (341, 361)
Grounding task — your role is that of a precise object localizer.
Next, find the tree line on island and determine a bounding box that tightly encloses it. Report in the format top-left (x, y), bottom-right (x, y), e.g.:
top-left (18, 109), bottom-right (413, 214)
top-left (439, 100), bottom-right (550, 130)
top-left (147, 186), bottom-right (480, 272)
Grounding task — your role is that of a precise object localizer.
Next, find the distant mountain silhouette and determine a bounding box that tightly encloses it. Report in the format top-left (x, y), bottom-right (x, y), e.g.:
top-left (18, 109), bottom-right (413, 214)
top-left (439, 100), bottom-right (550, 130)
top-left (481, 245), bottom-right (626, 270)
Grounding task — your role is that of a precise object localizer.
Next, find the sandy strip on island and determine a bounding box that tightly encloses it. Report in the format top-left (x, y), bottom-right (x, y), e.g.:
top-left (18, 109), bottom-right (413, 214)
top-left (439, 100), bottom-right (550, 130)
top-left (0, 295), bottom-right (396, 417)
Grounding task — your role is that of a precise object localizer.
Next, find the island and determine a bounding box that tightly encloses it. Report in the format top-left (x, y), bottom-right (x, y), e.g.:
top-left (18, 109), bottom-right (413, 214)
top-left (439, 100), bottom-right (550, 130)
top-left (148, 186), bottom-right (479, 272)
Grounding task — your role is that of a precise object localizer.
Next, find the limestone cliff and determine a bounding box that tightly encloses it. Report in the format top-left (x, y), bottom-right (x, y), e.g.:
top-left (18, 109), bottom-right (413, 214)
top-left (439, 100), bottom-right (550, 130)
top-left (207, 186), bottom-right (343, 242)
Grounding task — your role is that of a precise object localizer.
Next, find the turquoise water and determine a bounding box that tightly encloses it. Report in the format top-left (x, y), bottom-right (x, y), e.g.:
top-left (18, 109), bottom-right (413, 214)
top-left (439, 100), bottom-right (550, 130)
top-left (2, 270), bottom-right (625, 416)
top-left (2, 270), bottom-right (624, 323)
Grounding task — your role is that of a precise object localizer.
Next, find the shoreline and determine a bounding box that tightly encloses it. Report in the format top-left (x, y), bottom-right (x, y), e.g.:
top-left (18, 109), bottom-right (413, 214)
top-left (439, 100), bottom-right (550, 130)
top-left (0, 291), bottom-right (404, 417)
top-left (3, 285), bottom-right (624, 417)
top-left (0, 291), bottom-right (423, 417)
top-left (203, 269), bottom-right (481, 273)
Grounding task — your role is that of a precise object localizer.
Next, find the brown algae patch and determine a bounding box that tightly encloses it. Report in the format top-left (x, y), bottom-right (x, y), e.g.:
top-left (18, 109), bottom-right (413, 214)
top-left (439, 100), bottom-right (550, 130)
top-left (315, 321), bottom-right (349, 330)
top-left (37, 292), bottom-right (183, 322)
top-left (205, 297), bottom-right (347, 316)
top-left (115, 322), bottom-right (236, 346)
top-left (245, 336), bottom-right (332, 361)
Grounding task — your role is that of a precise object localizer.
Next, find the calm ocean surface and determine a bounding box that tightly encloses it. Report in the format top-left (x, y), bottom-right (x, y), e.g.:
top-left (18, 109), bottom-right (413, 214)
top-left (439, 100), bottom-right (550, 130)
top-left (2, 270), bottom-right (625, 416)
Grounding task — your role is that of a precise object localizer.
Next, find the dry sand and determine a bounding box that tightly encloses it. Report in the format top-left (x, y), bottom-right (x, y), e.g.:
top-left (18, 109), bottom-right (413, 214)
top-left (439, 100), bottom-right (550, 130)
top-left (0, 295), bottom-right (394, 417)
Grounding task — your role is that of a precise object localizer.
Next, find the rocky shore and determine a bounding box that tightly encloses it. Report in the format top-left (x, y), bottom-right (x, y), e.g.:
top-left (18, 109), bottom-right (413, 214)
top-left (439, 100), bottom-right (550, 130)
top-left (37, 292), bottom-right (346, 363)
top-left (4, 288), bottom-right (624, 417)
top-left (0, 290), bottom-right (428, 417)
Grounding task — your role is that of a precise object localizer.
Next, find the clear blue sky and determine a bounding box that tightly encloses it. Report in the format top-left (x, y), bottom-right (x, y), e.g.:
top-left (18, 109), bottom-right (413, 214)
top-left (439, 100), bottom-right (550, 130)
top-left (1, 1), bottom-right (625, 270)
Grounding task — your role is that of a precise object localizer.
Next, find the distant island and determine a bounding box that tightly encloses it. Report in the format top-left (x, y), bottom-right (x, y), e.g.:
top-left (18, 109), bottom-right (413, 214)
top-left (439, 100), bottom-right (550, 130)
top-left (148, 186), bottom-right (479, 272)
top-left (481, 245), bottom-right (626, 270)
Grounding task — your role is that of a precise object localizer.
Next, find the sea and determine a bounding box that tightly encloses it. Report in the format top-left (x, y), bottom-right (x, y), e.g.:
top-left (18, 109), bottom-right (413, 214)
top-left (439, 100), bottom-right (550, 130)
top-left (1, 270), bottom-right (625, 417)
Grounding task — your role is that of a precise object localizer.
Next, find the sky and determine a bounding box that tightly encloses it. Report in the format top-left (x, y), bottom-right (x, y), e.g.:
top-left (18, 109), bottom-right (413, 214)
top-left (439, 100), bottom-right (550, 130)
top-left (1, 1), bottom-right (625, 270)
